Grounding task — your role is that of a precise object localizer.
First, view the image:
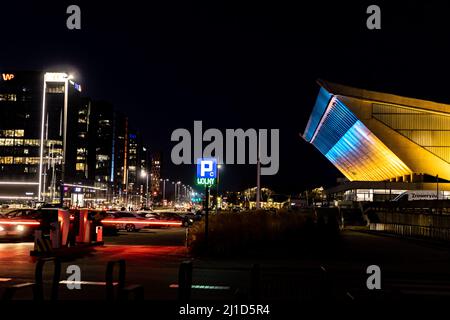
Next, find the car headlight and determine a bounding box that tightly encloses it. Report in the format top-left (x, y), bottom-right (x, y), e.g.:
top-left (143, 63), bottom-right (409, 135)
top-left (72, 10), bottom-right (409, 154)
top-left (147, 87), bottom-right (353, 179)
top-left (0, 226), bottom-right (4, 231)
top-left (189, 219), bottom-right (193, 223)
top-left (16, 225), bottom-right (25, 232)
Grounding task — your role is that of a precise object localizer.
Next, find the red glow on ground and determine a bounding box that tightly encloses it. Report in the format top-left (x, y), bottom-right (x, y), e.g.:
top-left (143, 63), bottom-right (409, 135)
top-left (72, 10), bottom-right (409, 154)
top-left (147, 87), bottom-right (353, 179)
top-left (0, 221), bottom-right (40, 226)
top-left (101, 220), bottom-right (182, 226)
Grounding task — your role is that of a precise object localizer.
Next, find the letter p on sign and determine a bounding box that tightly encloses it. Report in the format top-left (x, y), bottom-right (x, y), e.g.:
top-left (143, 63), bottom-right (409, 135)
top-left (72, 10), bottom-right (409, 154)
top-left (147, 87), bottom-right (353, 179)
top-left (197, 158), bottom-right (217, 179)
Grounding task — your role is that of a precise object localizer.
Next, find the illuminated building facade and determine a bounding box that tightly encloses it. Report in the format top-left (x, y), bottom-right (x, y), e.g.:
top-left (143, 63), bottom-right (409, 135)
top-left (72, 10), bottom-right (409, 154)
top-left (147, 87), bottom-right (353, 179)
top-left (0, 71), bottom-right (43, 201)
top-left (0, 71), bottom-right (105, 205)
top-left (303, 80), bottom-right (450, 200)
top-left (151, 152), bottom-right (161, 196)
top-left (0, 71), bottom-right (153, 207)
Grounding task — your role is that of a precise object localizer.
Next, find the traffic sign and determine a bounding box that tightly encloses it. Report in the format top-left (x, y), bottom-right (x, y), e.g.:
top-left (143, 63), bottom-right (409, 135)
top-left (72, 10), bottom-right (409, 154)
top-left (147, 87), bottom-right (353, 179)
top-left (196, 158), bottom-right (217, 185)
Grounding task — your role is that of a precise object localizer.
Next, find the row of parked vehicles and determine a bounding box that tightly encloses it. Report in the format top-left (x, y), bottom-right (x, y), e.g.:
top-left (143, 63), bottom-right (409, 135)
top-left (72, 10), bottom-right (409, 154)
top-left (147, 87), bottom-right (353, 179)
top-left (0, 207), bottom-right (203, 241)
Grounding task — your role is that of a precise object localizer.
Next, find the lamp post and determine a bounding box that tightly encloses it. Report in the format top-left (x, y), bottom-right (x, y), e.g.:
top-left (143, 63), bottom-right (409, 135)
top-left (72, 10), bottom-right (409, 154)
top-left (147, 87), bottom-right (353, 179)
top-left (176, 181), bottom-right (181, 202)
top-left (216, 164), bottom-right (222, 214)
top-left (141, 170), bottom-right (149, 208)
top-left (160, 178), bottom-right (169, 205)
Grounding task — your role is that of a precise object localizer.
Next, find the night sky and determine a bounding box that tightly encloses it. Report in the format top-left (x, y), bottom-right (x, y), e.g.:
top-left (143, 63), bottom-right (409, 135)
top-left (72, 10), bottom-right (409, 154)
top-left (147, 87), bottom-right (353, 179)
top-left (1, 1), bottom-right (450, 194)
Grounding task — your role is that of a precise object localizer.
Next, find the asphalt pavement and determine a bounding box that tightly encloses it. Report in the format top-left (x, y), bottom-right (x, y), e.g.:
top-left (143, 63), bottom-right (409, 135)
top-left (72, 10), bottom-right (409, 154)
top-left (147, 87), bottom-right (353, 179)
top-left (1, 228), bottom-right (450, 300)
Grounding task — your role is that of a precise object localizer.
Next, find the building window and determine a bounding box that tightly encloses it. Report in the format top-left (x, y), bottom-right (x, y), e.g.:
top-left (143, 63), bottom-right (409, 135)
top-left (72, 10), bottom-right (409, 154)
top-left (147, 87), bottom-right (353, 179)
top-left (24, 149), bottom-right (29, 155)
top-left (24, 139), bottom-right (40, 146)
top-left (1, 130), bottom-right (15, 137)
top-left (96, 154), bottom-right (110, 161)
top-left (1, 139), bottom-right (14, 146)
top-left (46, 85), bottom-right (65, 93)
top-left (25, 157), bottom-right (40, 165)
top-left (14, 157), bottom-right (24, 164)
top-left (0, 94), bottom-right (17, 101)
top-left (0, 157), bottom-right (13, 164)
top-left (76, 163), bottom-right (86, 171)
top-left (14, 130), bottom-right (24, 137)
top-left (77, 148), bottom-right (87, 155)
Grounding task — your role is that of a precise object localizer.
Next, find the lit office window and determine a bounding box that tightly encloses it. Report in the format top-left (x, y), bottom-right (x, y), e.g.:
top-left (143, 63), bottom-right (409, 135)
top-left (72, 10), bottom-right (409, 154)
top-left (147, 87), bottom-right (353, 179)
top-left (0, 157), bottom-right (13, 164)
top-left (14, 130), bottom-right (24, 137)
top-left (0, 94), bottom-right (17, 101)
top-left (25, 157), bottom-right (40, 165)
top-left (96, 154), bottom-right (110, 161)
top-left (14, 139), bottom-right (24, 146)
top-left (76, 163), bottom-right (86, 171)
top-left (24, 139), bottom-right (40, 146)
top-left (2, 130), bottom-right (14, 137)
top-left (4, 139), bottom-right (14, 146)
top-left (46, 85), bottom-right (65, 93)
top-left (24, 149), bottom-right (29, 155)
top-left (14, 157), bottom-right (24, 164)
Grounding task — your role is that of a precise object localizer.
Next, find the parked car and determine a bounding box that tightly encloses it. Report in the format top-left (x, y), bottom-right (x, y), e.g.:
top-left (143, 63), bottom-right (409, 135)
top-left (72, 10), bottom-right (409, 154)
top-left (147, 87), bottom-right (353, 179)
top-left (158, 211), bottom-right (192, 227)
top-left (0, 208), bottom-right (62, 240)
top-left (103, 211), bottom-right (151, 232)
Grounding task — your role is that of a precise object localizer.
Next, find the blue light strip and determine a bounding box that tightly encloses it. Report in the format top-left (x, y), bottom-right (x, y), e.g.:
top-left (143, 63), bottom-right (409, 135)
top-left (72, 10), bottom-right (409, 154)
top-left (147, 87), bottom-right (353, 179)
top-left (311, 100), bottom-right (358, 155)
top-left (303, 87), bottom-right (332, 142)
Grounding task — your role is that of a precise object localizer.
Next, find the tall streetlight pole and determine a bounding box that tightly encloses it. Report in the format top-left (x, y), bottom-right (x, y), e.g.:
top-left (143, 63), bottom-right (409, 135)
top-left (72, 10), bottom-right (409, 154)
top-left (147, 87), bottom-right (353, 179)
top-left (160, 178), bottom-right (169, 205)
top-left (216, 164), bottom-right (222, 214)
top-left (176, 181), bottom-right (181, 202)
top-left (141, 169), bottom-right (149, 208)
top-left (172, 181), bottom-right (176, 203)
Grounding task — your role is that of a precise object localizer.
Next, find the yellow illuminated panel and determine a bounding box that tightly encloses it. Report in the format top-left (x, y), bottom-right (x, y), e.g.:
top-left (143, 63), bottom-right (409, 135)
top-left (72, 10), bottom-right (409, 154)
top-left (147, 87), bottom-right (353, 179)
top-left (325, 121), bottom-right (412, 181)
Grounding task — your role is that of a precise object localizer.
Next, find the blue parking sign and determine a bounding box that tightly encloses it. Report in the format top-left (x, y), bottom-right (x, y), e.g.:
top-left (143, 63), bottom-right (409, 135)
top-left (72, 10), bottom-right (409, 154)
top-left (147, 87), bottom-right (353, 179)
top-left (197, 158), bottom-right (217, 179)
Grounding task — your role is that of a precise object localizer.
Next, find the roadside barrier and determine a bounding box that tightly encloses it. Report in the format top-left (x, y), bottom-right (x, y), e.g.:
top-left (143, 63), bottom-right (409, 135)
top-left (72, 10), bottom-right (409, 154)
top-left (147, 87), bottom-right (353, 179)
top-left (370, 222), bottom-right (450, 241)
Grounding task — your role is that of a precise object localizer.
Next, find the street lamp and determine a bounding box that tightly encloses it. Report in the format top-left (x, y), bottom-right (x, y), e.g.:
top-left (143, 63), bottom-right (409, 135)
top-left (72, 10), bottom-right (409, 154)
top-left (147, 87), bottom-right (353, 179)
top-left (176, 181), bottom-right (181, 202)
top-left (216, 164), bottom-right (222, 213)
top-left (160, 178), bottom-right (169, 204)
top-left (141, 169), bottom-right (149, 208)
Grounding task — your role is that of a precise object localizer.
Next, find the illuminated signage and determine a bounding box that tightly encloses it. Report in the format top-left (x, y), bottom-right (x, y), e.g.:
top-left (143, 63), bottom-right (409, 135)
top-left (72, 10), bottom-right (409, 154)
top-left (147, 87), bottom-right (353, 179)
top-left (196, 158), bottom-right (217, 186)
top-left (196, 177), bottom-right (216, 186)
top-left (197, 158), bottom-right (217, 179)
top-left (1, 73), bottom-right (15, 81)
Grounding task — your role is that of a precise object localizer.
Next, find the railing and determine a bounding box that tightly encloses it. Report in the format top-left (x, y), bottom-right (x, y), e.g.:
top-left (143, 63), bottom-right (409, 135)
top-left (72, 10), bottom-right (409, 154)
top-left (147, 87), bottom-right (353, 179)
top-left (369, 211), bottom-right (450, 241)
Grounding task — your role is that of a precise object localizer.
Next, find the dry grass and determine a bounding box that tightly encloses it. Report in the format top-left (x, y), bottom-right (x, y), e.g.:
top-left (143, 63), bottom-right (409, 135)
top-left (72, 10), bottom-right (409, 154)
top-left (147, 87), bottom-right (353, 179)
top-left (188, 209), bottom-right (331, 256)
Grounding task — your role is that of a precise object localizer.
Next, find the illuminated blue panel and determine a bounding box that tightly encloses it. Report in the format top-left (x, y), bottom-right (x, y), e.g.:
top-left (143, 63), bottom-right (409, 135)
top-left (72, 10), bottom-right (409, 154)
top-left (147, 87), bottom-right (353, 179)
top-left (303, 87), bottom-right (332, 142)
top-left (311, 100), bottom-right (358, 155)
top-left (324, 121), bottom-right (412, 181)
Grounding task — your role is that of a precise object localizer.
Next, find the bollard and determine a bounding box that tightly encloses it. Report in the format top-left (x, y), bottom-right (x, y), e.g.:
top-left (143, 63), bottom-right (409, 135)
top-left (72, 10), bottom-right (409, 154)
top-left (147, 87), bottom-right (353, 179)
top-left (249, 263), bottom-right (260, 300)
top-left (122, 284), bottom-right (145, 300)
top-left (178, 261), bottom-right (193, 301)
top-left (34, 257), bottom-right (62, 301)
top-left (105, 259), bottom-right (126, 300)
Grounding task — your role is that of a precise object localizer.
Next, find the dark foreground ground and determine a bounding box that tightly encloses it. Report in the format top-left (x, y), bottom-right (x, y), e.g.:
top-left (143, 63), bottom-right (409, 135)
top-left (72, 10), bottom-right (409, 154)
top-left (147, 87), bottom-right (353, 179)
top-left (1, 227), bottom-right (450, 301)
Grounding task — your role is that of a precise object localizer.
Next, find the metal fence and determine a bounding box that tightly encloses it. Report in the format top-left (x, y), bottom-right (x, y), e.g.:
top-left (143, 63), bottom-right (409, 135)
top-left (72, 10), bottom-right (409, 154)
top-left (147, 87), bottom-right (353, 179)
top-left (369, 211), bottom-right (450, 241)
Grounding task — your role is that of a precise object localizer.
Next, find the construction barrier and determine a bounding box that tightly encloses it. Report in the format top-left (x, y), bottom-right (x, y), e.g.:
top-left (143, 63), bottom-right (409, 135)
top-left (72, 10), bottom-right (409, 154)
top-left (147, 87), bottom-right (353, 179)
top-left (74, 209), bottom-right (104, 245)
top-left (31, 209), bottom-right (69, 256)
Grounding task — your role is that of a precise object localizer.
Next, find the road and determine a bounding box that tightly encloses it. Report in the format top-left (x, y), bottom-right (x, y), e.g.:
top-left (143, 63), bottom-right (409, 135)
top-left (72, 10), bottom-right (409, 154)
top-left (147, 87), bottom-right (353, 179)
top-left (1, 228), bottom-right (450, 300)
